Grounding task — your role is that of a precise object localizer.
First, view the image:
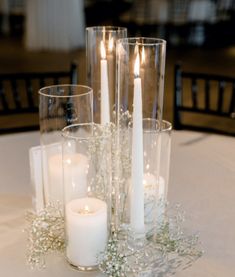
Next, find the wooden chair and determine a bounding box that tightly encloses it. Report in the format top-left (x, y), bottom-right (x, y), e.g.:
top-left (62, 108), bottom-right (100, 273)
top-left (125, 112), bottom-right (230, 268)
top-left (174, 63), bottom-right (235, 136)
top-left (0, 62), bottom-right (78, 134)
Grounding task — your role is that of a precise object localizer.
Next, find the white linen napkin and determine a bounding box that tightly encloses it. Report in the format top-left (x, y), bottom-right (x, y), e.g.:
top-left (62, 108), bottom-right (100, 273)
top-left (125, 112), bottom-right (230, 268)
top-left (29, 146), bottom-right (44, 213)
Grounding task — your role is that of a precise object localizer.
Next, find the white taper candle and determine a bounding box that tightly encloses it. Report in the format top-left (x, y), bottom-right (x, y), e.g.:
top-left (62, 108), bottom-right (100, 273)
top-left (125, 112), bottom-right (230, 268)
top-left (130, 52), bottom-right (145, 234)
top-left (100, 40), bottom-right (110, 125)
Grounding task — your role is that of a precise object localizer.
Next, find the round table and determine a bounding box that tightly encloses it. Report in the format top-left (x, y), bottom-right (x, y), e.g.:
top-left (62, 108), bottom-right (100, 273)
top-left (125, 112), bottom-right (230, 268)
top-left (0, 130), bottom-right (234, 276)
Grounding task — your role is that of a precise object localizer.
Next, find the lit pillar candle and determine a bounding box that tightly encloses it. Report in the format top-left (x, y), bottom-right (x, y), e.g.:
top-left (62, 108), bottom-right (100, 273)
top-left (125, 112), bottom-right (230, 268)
top-left (47, 154), bottom-right (65, 203)
top-left (144, 174), bottom-right (166, 227)
top-left (100, 40), bottom-right (110, 124)
top-left (63, 153), bottom-right (89, 203)
top-left (46, 152), bottom-right (88, 203)
top-left (128, 173), bottom-right (165, 226)
top-left (130, 51), bottom-right (145, 234)
top-left (66, 197), bottom-right (107, 268)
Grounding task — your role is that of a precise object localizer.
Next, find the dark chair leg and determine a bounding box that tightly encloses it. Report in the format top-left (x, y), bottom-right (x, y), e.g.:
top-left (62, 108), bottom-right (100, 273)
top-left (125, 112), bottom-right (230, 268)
top-left (174, 63), bottom-right (182, 130)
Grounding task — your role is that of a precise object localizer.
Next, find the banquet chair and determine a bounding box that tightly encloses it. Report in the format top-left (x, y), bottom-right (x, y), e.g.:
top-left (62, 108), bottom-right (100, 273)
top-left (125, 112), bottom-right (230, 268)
top-left (174, 63), bottom-right (235, 136)
top-left (0, 62), bottom-right (78, 134)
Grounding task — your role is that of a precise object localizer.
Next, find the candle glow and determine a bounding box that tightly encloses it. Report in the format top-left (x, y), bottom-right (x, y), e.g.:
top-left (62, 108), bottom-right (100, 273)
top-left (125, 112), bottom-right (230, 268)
top-left (141, 46), bottom-right (145, 64)
top-left (100, 40), bottom-right (106, 59)
top-left (108, 34), bottom-right (114, 52)
top-left (134, 52), bottom-right (140, 77)
top-left (79, 205), bottom-right (93, 215)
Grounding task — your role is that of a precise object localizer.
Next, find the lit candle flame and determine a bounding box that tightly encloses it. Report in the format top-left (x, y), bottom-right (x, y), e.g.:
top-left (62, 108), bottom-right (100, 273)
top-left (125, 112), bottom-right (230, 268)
top-left (134, 52), bottom-right (140, 78)
top-left (84, 205), bottom-right (89, 213)
top-left (100, 41), bottom-right (106, 60)
top-left (79, 205), bottom-right (92, 214)
top-left (102, 26), bottom-right (105, 42)
top-left (108, 34), bottom-right (113, 52)
top-left (141, 46), bottom-right (145, 64)
top-left (66, 158), bottom-right (71, 165)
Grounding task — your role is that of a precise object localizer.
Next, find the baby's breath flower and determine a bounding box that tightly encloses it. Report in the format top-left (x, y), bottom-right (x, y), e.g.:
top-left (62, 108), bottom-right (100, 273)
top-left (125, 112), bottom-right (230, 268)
top-left (25, 202), bottom-right (65, 269)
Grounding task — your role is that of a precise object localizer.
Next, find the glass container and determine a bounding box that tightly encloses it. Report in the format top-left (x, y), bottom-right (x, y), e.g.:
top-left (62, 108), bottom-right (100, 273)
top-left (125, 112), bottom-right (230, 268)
top-left (39, 84), bottom-right (93, 206)
top-left (86, 26), bottom-right (127, 124)
top-left (116, 38), bottom-right (167, 238)
top-left (62, 123), bottom-right (112, 271)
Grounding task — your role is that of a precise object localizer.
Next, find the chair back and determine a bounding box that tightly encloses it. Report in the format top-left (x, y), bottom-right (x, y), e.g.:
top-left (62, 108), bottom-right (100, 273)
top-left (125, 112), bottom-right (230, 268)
top-left (174, 63), bottom-right (235, 136)
top-left (0, 62), bottom-right (78, 134)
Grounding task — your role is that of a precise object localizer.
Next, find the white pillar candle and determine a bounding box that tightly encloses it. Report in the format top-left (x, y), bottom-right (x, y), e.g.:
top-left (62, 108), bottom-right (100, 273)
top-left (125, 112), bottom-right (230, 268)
top-left (42, 143), bottom-right (62, 204)
top-left (144, 174), bottom-right (166, 226)
top-left (100, 40), bottom-right (110, 125)
top-left (143, 173), bottom-right (157, 226)
top-left (47, 152), bottom-right (88, 203)
top-left (130, 52), bottom-right (145, 234)
top-left (66, 197), bottom-right (108, 268)
top-left (156, 175), bottom-right (166, 226)
top-left (47, 154), bottom-right (63, 203)
top-left (63, 153), bottom-right (89, 203)
top-left (127, 173), bottom-right (165, 224)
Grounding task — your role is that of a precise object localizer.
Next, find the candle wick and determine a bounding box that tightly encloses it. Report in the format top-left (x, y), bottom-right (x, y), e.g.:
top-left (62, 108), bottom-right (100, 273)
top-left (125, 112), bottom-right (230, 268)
top-left (134, 73), bottom-right (140, 79)
top-left (134, 52), bottom-right (140, 78)
top-left (78, 208), bottom-right (93, 214)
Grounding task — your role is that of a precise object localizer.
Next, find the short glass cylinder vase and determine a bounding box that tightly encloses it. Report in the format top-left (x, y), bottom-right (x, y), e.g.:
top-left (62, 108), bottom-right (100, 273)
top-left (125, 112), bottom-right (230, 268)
top-left (86, 26), bottom-right (127, 124)
top-left (62, 123), bottom-right (112, 271)
top-left (116, 38), bottom-right (167, 238)
top-left (39, 85), bottom-right (93, 206)
top-left (117, 119), bottom-right (172, 239)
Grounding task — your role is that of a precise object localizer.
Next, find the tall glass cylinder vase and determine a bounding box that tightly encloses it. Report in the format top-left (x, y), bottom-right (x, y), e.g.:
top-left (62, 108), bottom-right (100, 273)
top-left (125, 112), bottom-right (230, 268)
top-left (86, 26), bottom-right (127, 124)
top-left (116, 38), bottom-right (167, 239)
top-left (39, 85), bottom-right (93, 206)
top-left (62, 123), bottom-right (112, 271)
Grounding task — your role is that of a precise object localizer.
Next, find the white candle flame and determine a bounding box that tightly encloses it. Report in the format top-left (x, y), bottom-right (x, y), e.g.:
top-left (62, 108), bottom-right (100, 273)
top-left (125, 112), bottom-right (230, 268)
top-left (141, 46), bottom-right (145, 64)
top-left (79, 205), bottom-right (93, 214)
top-left (100, 41), bottom-right (106, 60)
top-left (102, 26), bottom-right (105, 42)
top-left (66, 158), bottom-right (71, 165)
top-left (84, 205), bottom-right (90, 212)
top-left (108, 35), bottom-right (114, 52)
top-left (134, 52), bottom-right (140, 78)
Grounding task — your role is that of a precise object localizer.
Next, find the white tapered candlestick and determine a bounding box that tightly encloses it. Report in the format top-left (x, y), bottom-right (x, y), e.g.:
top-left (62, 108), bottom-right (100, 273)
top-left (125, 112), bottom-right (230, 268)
top-left (130, 52), bottom-right (145, 235)
top-left (100, 40), bottom-right (110, 125)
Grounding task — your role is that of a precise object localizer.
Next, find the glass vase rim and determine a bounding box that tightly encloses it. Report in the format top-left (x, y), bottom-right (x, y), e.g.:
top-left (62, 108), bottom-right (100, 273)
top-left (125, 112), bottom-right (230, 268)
top-left (143, 119), bottom-right (172, 132)
top-left (62, 122), bottom-right (111, 141)
top-left (38, 84), bottom-right (93, 98)
top-left (129, 118), bottom-right (172, 133)
top-left (117, 37), bottom-right (166, 46)
top-left (86, 26), bottom-right (127, 33)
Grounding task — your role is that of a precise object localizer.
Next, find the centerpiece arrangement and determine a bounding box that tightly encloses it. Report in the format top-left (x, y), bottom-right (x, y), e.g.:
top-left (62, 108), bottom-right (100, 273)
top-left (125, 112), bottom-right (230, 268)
top-left (27, 26), bottom-right (202, 276)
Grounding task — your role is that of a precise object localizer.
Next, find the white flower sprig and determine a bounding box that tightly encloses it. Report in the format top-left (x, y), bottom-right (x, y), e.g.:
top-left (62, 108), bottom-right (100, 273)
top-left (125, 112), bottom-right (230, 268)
top-left (25, 202), bottom-right (65, 269)
top-left (99, 204), bottom-right (203, 277)
top-left (99, 233), bottom-right (128, 277)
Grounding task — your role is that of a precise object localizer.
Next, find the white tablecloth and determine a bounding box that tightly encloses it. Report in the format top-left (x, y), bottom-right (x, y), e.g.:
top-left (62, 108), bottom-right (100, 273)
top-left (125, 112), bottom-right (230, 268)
top-left (0, 131), bottom-right (234, 277)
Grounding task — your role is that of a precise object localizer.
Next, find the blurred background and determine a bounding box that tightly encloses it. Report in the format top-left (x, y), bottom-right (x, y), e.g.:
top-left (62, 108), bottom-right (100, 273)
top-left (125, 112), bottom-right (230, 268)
top-left (0, 0), bottom-right (235, 128)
